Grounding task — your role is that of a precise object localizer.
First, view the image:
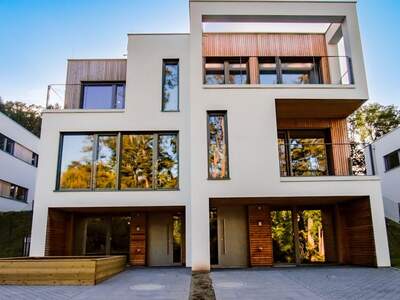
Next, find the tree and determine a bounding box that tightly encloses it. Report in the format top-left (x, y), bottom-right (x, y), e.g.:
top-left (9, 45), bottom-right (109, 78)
top-left (0, 98), bottom-right (43, 137)
top-left (348, 102), bottom-right (400, 144)
top-left (348, 103), bottom-right (400, 175)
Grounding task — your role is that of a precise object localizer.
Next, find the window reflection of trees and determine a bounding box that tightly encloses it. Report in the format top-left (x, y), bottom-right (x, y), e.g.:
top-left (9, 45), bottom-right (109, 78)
top-left (162, 61), bottom-right (179, 111)
top-left (120, 135), bottom-right (154, 189)
top-left (208, 114), bottom-right (228, 179)
top-left (60, 135), bottom-right (93, 189)
top-left (290, 138), bottom-right (328, 176)
top-left (59, 133), bottom-right (179, 190)
top-left (157, 135), bottom-right (178, 189)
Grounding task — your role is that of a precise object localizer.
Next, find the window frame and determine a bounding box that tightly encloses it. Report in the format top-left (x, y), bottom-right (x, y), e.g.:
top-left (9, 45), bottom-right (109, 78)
top-left (0, 132), bottom-right (38, 167)
top-left (0, 179), bottom-right (28, 203)
top-left (204, 57), bottom-right (249, 85)
top-left (384, 149), bottom-right (400, 172)
top-left (161, 59), bottom-right (180, 112)
top-left (278, 129), bottom-right (333, 177)
top-left (56, 131), bottom-right (179, 191)
top-left (207, 111), bottom-right (230, 180)
top-left (80, 81), bottom-right (126, 109)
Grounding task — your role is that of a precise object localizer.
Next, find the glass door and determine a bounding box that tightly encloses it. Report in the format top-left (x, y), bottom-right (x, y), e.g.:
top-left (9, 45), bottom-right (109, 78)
top-left (271, 210), bottom-right (296, 264)
top-left (297, 210), bottom-right (325, 264)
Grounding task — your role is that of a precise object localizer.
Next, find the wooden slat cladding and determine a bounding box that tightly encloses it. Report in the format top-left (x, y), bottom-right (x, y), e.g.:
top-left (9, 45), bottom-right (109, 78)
top-left (277, 118), bottom-right (350, 176)
top-left (129, 212), bottom-right (146, 266)
top-left (248, 205), bottom-right (273, 266)
top-left (65, 59), bottom-right (127, 109)
top-left (338, 198), bottom-right (376, 266)
top-left (45, 209), bottom-right (74, 256)
top-left (321, 207), bottom-right (337, 263)
top-left (203, 33), bottom-right (328, 57)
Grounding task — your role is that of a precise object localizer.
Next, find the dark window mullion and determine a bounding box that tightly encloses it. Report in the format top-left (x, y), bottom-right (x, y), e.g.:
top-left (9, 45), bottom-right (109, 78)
top-left (276, 57), bottom-right (283, 84)
top-left (116, 132), bottom-right (121, 190)
top-left (224, 61), bottom-right (230, 84)
top-left (112, 84), bottom-right (117, 109)
top-left (92, 134), bottom-right (98, 190)
top-left (152, 133), bottom-right (159, 190)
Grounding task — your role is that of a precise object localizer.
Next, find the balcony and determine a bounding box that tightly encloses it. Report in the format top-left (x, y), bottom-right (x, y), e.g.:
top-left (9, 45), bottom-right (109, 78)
top-left (203, 55), bottom-right (354, 86)
top-left (46, 83), bottom-right (125, 110)
top-left (278, 141), bottom-right (373, 177)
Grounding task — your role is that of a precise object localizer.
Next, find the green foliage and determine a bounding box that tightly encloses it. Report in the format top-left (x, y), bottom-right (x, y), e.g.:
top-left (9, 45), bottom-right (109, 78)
top-left (271, 210), bottom-right (295, 263)
top-left (0, 98), bottom-right (43, 137)
top-left (348, 102), bottom-right (400, 143)
top-left (0, 211), bottom-right (32, 258)
top-left (386, 218), bottom-right (400, 267)
top-left (298, 210), bottom-right (324, 263)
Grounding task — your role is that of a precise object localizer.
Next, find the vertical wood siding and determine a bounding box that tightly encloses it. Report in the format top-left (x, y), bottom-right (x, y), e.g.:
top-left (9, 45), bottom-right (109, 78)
top-left (203, 33), bottom-right (328, 57)
top-left (129, 213), bottom-right (147, 266)
top-left (338, 198), bottom-right (376, 266)
top-left (64, 59), bottom-right (127, 109)
top-left (248, 205), bottom-right (273, 266)
top-left (45, 209), bottom-right (73, 256)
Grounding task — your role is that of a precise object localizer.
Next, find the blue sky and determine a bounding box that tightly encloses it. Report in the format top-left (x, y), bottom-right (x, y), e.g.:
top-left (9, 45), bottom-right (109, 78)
top-left (0, 0), bottom-right (399, 106)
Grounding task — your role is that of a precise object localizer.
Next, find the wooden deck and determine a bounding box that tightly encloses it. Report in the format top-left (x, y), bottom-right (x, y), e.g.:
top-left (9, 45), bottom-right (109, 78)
top-left (0, 256), bottom-right (126, 285)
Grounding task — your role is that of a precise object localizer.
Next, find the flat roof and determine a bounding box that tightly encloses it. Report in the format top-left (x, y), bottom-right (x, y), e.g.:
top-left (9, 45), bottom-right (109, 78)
top-left (190, 0), bottom-right (356, 2)
top-left (127, 33), bottom-right (190, 36)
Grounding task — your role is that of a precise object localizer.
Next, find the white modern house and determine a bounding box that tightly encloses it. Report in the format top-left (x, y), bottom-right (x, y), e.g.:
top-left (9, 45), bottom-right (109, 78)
top-left (0, 111), bottom-right (39, 212)
top-left (366, 127), bottom-right (400, 223)
top-left (30, 0), bottom-right (390, 270)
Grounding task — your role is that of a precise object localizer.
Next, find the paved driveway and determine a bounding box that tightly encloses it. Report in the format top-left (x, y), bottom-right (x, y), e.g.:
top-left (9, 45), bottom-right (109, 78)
top-left (0, 267), bottom-right (191, 300)
top-left (211, 266), bottom-right (400, 300)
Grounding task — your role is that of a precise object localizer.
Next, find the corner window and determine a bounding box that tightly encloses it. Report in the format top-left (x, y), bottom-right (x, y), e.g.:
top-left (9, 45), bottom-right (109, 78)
top-left (204, 58), bottom-right (248, 85)
top-left (207, 111), bottom-right (229, 179)
top-left (384, 150), bottom-right (400, 171)
top-left (81, 82), bottom-right (125, 109)
top-left (162, 59), bottom-right (179, 112)
top-left (0, 179), bottom-right (28, 202)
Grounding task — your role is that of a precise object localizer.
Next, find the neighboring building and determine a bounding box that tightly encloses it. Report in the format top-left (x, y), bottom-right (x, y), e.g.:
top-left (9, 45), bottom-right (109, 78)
top-left (0, 112), bottom-right (39, 211)
top-left (366, 127), bottom-right (400, 223)
top-left (30, 0), bottom-right (390, 270)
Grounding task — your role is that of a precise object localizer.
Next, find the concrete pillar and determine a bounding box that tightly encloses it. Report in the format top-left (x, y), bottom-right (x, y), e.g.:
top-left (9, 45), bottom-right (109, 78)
top-left (29, 204), bottom-right (48, 256)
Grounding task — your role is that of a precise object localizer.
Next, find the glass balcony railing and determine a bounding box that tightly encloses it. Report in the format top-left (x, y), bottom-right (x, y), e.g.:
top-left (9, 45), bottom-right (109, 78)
top-left (204, 56), bottom-right (354, 86)
top-left (278, 142), bottom-right (372, 177)
top-left (46, 83), bottom-right (126, 110)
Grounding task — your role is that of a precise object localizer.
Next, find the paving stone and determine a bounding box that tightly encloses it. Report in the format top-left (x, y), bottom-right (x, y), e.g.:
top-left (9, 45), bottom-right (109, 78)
top-left (0, 267), bottom-right (191, 300)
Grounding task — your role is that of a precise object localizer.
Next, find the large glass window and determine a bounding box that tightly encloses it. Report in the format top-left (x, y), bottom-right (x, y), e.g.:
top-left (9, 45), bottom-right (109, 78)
top-left (95, 135), bottom-right (117, 189)
top-left (208, 111), bottom-right (229, 179)
top-left (157, 134), bottom-right (178, 189)
top-left (0, 179), bottom-right (28, 202)
top-left (81, 83), bottom-right (125, 109)
top-left (57, 132), bottom-right (179, 191)
top-left (384, 150), bottom-right (400, 171)
top-left (278, 130), bottom-right (331, 176)
top-left (162, 60), bottom-right (179, 112)
top-left (281, 57), bottom-right (321, 84)
top-left (120, 134), bottom-right (154, 189)
top-left (204, 58), bottom-right (248, 85)
top-left (59, 134), bottom-right (93, 190)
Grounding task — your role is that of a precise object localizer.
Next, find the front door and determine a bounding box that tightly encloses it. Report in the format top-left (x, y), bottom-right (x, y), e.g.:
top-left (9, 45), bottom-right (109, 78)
top-left (148, 212), bottom-right (183, 266)
top-left (217, 206), bottom-right (248, 267)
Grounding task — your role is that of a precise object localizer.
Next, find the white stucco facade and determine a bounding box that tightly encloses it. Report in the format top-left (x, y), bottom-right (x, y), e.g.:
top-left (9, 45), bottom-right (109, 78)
top-left (366, 127), bottom-right (400, 223)
top-left (30, 0), bottom-right (390, 269)
top-left (0, 112), bottom-right (39, 211)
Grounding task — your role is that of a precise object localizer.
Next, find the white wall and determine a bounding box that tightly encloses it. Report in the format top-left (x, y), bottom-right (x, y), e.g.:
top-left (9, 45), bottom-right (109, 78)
top-left (368, 128), bottom-right (400, 222)
top-left (0, 112), bottom-right (39, 211)
top-left (188, 0), bottom-right (388, 270)
top-left (30, 34), bottom-right (191, 258)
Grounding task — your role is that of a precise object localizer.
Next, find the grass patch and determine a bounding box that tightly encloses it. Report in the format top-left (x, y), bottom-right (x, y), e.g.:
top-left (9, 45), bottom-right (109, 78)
top-left (189, 271), bottom-right (216, 300)
top-left (0, 211), bottom-right (32, 257)
top-left (386, 218), bottom-right (400, 267)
